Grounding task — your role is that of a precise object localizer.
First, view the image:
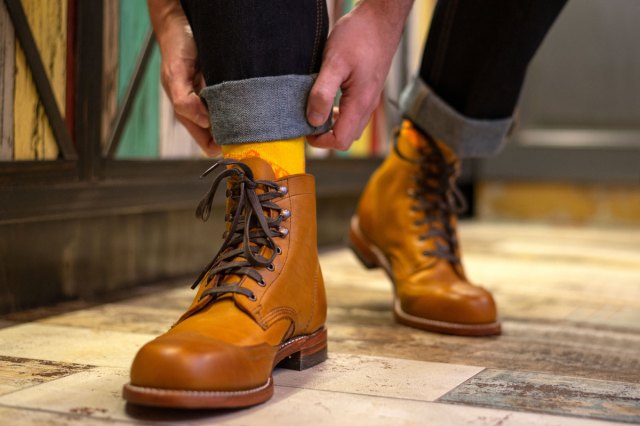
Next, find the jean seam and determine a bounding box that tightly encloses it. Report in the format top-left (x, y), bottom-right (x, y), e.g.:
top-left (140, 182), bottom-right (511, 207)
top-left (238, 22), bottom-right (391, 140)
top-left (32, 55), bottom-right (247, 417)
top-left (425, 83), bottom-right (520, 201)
top-left (310, 0), bottom-right (322, 74)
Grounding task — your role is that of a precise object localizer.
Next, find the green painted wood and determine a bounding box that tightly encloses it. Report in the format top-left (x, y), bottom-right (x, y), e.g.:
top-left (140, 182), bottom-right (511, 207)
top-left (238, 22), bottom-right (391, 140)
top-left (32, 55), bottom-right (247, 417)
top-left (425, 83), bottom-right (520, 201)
top-left (439, 369), bottom-right (640, 424)
top-left (116, 0), bottom-right (159, 158)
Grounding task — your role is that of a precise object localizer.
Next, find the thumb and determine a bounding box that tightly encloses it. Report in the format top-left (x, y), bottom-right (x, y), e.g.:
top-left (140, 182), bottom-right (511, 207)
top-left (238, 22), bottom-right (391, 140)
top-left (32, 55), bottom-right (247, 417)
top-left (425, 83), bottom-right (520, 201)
top-left (307, 56), bottom-right (348, 127)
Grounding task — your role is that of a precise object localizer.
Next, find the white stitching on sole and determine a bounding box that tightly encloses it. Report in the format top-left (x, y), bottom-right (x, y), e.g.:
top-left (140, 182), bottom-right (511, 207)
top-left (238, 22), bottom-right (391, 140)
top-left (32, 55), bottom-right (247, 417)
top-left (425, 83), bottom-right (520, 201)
top-left (126, 377), bottom-right (272, 397)
top-left (394, 299), bottom-right (500, 330)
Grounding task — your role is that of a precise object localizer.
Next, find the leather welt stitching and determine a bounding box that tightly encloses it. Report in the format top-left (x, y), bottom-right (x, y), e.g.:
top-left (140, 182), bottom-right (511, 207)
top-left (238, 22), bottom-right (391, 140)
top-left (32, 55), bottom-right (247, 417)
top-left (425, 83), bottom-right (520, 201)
top-left (128, 378), bottom-right (271, 396)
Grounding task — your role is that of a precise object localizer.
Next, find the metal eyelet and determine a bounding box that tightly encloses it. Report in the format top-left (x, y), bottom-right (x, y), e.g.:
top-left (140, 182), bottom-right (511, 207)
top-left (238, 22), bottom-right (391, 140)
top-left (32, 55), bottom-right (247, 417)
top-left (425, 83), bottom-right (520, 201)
top-left (267, 263), bottom-right (275, 272)
top-left (257, 279), bottom-right (266, 287)
top-left (280, 209), bottom-right (291, 219)
top-left (275, 246), bottom-right (283, 255)
top-left (279, 227), bottom-right (289, 237)
top-left (248, 293), bottom-right (257, 301)
top-left (278, 186), bottom-right (288, 195)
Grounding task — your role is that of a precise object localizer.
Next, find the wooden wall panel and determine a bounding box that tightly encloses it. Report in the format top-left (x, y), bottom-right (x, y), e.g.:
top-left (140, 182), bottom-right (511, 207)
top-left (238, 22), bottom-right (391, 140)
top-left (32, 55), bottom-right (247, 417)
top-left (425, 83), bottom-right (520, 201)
top-left (116, 0), bottom-right (159, 158)
top-left (13, 0), bottom-right (67, 161)
top-left (0, 1), bottom-right (15, 160)
top-left (101, 0), bottom-right (119, 149)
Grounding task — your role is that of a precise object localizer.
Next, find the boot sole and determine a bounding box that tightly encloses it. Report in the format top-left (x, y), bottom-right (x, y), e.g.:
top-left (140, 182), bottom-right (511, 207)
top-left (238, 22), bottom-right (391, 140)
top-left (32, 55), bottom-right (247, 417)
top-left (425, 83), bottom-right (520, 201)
top-left (122, 327), bottom-right (328, 409)
top-left (349, 216), bottom-right (501, 337)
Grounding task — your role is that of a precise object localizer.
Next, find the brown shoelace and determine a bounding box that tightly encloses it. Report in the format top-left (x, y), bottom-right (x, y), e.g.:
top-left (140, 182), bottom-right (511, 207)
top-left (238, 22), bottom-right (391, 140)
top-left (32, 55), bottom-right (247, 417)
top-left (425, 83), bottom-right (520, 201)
top-left (191, 159), bottom-right (289, 302)
top-left (394, 130), bottom-right (467, 266)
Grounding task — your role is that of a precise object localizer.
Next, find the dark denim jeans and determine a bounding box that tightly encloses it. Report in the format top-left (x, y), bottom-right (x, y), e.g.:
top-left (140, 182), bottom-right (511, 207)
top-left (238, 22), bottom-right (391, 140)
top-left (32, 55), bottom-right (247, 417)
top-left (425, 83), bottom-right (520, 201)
top-left (420, 0), bottom-right (568, 120)
top-left (180, 0), bottom-right (328, 86)
top-left (401, 0), bottom-right (568, 156)
top-left (179, 0), bottom-right (567, 156)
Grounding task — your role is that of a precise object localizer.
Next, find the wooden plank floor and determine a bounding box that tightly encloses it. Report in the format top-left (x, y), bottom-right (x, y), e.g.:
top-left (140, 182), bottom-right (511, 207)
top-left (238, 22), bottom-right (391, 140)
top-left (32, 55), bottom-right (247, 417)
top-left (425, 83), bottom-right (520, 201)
top-left (0, 221), bottom-right (638, 425)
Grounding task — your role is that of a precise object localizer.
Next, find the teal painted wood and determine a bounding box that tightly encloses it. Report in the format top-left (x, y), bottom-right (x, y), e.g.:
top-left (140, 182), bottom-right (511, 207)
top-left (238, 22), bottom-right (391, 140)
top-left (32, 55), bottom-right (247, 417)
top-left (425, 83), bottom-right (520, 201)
top-left (116, 0), bottom-right (160, 158)
top-left (440, 369), bottom-right (640, 424)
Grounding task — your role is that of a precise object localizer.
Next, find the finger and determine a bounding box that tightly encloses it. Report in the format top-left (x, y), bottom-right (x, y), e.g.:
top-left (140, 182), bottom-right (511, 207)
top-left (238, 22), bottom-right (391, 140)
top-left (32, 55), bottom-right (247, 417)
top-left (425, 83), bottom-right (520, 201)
top-left (306, 55), bottom-right (349, 127)
top-left (177, 115), bottom-right (221, 157)
top-left (306, 107), bottom-right (340, 147)
top-left (162, 67), bottom-right (211, 129)
top-left (307, 130), bottom-right (340, 150)
top-left (174, 92), bottom-right (211, 129)
top-left (331, 90), bottom-right (376, 150)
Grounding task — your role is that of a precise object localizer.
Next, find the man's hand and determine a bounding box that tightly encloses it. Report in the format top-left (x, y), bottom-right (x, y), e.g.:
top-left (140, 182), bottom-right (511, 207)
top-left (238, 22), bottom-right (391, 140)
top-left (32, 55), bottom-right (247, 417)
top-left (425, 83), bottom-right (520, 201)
top-left (148, 0), bottom-right (219, 156)
top-left (306, 0), bottom-right (414, 151)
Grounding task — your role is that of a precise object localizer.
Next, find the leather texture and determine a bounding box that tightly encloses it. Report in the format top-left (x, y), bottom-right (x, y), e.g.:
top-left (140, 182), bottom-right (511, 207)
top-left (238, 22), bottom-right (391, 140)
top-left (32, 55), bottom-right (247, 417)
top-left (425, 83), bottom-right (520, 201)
top-left (353, 122), bottom-right (499, 333)
top-left (128, 158), bottom-right (327, 395)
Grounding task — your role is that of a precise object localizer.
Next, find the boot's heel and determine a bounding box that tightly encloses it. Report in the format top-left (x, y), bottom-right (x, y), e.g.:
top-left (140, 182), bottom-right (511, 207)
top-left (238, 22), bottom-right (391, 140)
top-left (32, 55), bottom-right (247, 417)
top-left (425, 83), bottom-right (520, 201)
top-left (278, 328), bottom-right (328, 371)
top-left (349, 216), bottom-right (380, 270)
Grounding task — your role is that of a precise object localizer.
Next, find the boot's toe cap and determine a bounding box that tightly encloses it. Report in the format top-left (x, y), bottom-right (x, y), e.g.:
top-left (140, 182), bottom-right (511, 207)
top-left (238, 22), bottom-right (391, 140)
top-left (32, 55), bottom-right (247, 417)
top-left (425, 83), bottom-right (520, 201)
top-left (129, 332), bottom-right (274, 392)
top-left (400, 281), bottom-right (498, 325)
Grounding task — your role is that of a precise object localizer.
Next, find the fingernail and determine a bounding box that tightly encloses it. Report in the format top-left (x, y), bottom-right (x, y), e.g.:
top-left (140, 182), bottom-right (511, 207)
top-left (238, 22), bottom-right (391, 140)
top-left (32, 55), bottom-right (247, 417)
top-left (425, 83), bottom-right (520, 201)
top-left (307, 111), bottom-right (324, 126)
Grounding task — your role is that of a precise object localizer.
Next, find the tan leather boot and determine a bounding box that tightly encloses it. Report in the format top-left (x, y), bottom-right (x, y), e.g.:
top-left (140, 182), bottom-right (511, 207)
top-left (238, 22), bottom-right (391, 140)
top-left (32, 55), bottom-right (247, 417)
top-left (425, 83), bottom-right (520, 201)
top-left (123, 158), bottom-right (327, 409)
top-left (350, 121), bottom-right (500, 336)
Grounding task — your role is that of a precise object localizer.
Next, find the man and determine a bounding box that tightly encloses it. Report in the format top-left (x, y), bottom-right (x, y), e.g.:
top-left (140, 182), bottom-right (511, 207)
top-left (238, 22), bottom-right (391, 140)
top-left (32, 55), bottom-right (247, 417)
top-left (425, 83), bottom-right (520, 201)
top-left (123, 0), bottom-right (567, 409)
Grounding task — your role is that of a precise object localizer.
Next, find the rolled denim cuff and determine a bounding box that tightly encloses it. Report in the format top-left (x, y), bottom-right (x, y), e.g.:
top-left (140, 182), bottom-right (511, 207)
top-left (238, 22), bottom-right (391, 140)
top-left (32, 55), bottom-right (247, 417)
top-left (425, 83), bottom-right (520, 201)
top-left (399, 77), bottom-right (513, 158)
top-left (200, 74), bottom-right (331, 145)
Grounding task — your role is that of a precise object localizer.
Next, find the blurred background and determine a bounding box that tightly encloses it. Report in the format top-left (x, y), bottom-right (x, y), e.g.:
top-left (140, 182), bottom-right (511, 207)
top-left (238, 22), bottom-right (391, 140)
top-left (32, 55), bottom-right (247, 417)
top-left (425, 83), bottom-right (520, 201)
top-left (0, 0), bottom-right (639, 314)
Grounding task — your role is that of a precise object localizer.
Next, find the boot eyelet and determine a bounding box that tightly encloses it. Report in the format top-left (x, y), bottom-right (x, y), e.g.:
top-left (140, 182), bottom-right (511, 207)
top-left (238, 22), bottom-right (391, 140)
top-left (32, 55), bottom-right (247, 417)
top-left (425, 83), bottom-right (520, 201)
top-left (278, 186), bottom-right (288, 195)
top-left (279, 227), bottom-right (289, 237)
top-left (258, 279), bottom-right (266, 287)
top-left (267, 263), bottom-right (275, 272)
top-left (280, 209), bottom-right (291, 219)
top-left (248, 294), bottom-right (257, 301)
top-left (275, 246), bottom-right (282, 255)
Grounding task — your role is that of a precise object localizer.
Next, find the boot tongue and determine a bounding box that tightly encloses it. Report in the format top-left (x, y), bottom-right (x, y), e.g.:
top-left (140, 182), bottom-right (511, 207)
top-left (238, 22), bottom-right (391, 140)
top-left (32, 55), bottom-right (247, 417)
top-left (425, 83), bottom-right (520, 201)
top-left (238, 157), bottom-right (276, 181)
top-left (224, 156), bottom-right (277, 223)
top-left (219, 156), bottom-right (278, 289)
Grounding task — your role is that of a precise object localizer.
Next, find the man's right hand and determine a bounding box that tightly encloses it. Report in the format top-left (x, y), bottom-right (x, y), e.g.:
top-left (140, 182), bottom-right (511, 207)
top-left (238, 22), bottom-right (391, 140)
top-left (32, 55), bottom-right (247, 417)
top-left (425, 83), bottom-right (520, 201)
top-left (147, 0), bottom-right (219, 156)
top-left (306, 0), bottom-right (414, 152)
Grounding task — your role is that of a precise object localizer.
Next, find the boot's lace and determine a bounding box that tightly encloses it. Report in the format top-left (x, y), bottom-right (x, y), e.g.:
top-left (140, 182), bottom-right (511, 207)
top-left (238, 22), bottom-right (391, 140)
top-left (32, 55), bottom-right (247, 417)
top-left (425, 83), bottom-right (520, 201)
top-left (191, 159), bottom-right (289, 302)
top-left (393, 129), bottom-right (467, 266)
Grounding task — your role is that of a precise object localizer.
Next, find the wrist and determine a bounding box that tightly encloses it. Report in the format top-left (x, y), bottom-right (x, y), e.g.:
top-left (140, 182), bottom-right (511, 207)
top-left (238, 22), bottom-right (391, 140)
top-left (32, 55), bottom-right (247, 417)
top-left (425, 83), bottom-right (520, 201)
top-left (356, 0), bottom-right (414, 36)
top-left (147, 0), bottom-right (189, 49)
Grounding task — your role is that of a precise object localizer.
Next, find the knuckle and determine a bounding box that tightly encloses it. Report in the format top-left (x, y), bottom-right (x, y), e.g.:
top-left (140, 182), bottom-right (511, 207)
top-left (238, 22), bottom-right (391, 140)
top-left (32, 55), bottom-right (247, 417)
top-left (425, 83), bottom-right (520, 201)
top-left (173, 97), bottom-right (191, 113)
top-left (310, 86), bottom-right (334, 105)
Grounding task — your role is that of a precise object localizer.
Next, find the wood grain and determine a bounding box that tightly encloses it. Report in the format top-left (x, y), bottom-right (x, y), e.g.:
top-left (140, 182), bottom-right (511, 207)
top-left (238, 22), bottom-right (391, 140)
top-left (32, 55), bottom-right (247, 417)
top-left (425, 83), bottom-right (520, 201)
top-left (13, 0), bottom-right (66, 160)
top-left (440, 369), bottom-right (640, 424)
top-left (0, 1), bottom-right (15, 160)
top-left (101, 0), bottom-right (119, 149)
top-left (0, 355), bottom-right (92, 395)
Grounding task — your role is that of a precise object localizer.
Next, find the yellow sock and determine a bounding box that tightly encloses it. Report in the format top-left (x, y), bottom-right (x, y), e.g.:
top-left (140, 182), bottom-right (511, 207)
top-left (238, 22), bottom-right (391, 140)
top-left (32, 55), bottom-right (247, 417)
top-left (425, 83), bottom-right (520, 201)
top-left (221, 137), bottom-right (305, 179)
